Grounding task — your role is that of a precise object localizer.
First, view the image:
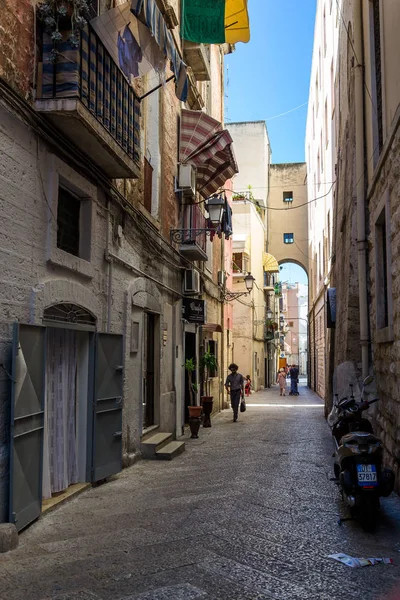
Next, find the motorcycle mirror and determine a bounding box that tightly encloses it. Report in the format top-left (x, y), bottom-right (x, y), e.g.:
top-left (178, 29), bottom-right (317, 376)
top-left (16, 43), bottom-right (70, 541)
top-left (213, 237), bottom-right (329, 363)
top-left (363, 375), bottom-right (374, 387)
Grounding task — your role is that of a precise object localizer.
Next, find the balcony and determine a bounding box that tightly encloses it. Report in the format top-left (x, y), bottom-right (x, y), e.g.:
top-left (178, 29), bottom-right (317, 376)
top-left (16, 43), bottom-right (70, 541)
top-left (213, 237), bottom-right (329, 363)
top-left (178, 204), bottom-right (208, 262)
top-left (264, 272), bottom-right (276, 293)
top-left (186, 67), bottom-right (204, 110)
top-left (35, 25), bottom-right (140, 179)
top-left (183, 41), bottom-right (211, 81)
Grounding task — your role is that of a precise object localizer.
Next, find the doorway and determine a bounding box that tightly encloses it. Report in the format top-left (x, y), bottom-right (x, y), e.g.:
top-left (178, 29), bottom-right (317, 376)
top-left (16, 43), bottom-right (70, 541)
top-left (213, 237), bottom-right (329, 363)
top-left (42, 328), bottom-right (90, 502)
top-left (184, 331), bottom-right (197, 423)
top-left (143, 313), bottom-right (156, 429)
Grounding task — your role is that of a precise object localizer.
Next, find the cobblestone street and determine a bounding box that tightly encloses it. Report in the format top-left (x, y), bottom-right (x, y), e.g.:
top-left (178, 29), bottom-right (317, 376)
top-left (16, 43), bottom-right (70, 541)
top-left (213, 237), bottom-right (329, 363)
top-left (1, 383), bottom-right (399, 600)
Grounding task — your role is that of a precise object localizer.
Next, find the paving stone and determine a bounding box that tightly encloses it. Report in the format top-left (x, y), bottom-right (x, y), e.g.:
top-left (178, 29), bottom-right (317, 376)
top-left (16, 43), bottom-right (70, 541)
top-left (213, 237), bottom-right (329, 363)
top-left (0, 383), bottom-right (399, 600)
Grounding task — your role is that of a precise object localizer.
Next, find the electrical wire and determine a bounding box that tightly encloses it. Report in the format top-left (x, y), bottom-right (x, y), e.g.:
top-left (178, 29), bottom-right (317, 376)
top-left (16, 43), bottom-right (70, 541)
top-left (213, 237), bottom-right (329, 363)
top-left (265, 101), bottom-right (308, 121)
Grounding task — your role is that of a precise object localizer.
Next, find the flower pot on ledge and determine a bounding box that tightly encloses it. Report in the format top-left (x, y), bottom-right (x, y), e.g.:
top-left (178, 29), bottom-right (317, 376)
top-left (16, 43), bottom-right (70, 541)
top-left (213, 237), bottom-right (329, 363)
top-left (201, 396), bottom-right (213, 428)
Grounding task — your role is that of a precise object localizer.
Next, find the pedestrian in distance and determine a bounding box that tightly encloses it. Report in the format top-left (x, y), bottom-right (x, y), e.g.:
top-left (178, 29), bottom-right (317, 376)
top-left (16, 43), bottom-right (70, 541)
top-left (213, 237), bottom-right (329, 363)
top-left (277, 368), bottom-right (287, 396)
top-left (289, 364), bottom-right (299, 395)
top-left (245, 374), bottom-right (252, 397)
top-left (225, 363), bottom-right (245, 422)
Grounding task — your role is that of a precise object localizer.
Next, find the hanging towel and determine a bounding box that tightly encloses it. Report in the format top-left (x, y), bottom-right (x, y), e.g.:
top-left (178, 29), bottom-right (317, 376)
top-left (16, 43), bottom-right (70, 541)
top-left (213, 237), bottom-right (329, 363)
top-left (118, 24), bottom-right (143, 79)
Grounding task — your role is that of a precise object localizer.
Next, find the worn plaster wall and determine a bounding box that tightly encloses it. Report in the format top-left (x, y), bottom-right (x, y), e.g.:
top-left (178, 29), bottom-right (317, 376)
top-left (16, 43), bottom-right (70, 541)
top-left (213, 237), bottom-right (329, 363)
top-left (268, 163), bottom-right (308, 272)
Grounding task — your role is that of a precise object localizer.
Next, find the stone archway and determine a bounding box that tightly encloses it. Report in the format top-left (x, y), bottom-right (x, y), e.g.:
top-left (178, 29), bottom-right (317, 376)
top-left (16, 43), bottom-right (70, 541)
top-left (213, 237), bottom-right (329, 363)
top-left (30, 279), bottom-right (103, 325)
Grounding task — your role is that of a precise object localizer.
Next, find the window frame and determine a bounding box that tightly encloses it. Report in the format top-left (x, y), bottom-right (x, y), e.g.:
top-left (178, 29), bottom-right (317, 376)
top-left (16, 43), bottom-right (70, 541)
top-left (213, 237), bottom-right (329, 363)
top-left (374, 189), bottom-right (393, 343)
top-left (283, 191), bottom-right (293, 204)
top-left (283, 233), bottom-right (294, 245)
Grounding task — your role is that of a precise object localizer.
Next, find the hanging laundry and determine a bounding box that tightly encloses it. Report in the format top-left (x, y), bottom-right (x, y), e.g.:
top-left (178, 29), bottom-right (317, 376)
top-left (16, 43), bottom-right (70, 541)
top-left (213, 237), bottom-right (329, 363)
top-left (221, 200), bottom-right (233, 239)
top-left (118, 24), bottom-right (143, 79)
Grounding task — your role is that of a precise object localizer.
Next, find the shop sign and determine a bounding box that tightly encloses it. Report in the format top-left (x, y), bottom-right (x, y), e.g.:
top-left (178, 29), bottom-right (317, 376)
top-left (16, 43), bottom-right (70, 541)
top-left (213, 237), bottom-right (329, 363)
top-left (182, 298), bottom-right (205, 324)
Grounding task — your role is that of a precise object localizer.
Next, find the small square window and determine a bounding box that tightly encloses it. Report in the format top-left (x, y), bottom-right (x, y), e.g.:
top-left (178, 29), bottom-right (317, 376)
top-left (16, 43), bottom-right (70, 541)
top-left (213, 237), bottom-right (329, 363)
top-left (56, 185), bottom-right (91, 261)
top-left (283, 191), bottom-right (293, 203)
top-left (283, 233), bottom-right (294, 244)
top-left (57, 187), bottom-right (80, 257)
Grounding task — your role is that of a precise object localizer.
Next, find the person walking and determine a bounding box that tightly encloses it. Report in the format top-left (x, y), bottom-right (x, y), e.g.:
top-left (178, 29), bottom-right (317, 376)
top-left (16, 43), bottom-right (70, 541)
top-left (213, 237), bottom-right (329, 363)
top-left (225, 363), bottom-right (245, 422)
top-left (289, 364), bottom-right (299, 395)
top-left (277, 368), bottom-right (287, 396)
top-left (245, 375), bottom-right (252, 397)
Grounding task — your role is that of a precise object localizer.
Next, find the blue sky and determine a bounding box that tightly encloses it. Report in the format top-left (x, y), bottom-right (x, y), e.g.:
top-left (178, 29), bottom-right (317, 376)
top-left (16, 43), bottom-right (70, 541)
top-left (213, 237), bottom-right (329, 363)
top-left (225, 0), bottom-right (317, 164)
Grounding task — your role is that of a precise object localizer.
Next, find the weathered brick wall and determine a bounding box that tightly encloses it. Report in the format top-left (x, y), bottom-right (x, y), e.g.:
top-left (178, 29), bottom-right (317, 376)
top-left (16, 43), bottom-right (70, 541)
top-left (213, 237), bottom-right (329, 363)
top-left (368, 119), bottom-right (400, 490)
top-left (0, 0), bottom-right (34, 97)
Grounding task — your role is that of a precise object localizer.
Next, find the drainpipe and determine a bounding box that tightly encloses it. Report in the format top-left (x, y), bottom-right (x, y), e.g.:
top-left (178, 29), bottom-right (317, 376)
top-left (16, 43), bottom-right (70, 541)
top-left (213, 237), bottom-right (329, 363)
top-left (354, 0), bottom-right (369, 379)
top-left (105, 199), bottom-right (113, 333)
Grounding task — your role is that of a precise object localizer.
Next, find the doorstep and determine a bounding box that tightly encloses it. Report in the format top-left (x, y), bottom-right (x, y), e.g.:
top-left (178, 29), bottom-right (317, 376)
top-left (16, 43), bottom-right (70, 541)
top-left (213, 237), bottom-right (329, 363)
top-left (41, 483), bottom-right (91, 515)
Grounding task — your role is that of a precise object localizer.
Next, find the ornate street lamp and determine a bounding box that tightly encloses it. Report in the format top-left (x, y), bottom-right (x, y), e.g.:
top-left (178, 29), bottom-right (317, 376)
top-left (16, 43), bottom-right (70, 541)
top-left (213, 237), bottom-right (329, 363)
top-left (223, 272), bottom-right (255, 302)
top-left (206, 195), bottom-right (225, 226)
top-left (170, 194), bottom-right (225, 243)
top-left (266, 308), bottom-right (273, 320)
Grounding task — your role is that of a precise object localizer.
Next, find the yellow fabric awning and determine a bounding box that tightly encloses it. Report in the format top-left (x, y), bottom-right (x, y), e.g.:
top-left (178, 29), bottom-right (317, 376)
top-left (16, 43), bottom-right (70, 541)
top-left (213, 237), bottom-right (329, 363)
top-left (263, 253), bottom-right (280, 273)
top-left (225, 0), bottom-right (250, 44)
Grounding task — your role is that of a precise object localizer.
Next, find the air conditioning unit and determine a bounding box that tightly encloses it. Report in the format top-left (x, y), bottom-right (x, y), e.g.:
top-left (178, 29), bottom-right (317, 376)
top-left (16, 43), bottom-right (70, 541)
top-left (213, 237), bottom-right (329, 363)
top-left (178, 164), bottom-right (196, 198)
top-left (184, 269), bottom-right (201, 294)
top-left (217, 270), bottom-right (226, 287)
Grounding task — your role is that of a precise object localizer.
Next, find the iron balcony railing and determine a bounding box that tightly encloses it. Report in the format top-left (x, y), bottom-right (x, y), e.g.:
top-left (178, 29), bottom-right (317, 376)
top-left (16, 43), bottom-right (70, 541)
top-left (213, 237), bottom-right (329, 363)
top-left (38, 23), bottom-right (140, 164)
top-left (178, 204), bottom-right (208, 252)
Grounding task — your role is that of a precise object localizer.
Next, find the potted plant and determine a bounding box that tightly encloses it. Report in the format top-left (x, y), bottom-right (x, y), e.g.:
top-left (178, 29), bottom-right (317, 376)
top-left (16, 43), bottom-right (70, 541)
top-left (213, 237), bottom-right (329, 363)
top-left (185, 358), bottom-right (201, 438)
top-left (200, 350), bottom-right (218, 427)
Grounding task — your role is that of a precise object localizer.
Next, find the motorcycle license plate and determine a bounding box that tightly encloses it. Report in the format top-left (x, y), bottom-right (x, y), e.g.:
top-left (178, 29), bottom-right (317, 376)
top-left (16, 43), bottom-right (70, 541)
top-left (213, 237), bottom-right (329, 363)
top-left (357, 464), bottom-right (377, 486)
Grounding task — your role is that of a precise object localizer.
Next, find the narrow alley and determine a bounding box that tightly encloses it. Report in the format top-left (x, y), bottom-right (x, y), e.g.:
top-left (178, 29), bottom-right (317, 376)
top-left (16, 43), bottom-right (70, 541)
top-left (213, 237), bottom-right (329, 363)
top-left (1, 384), bottom-right (399, 600)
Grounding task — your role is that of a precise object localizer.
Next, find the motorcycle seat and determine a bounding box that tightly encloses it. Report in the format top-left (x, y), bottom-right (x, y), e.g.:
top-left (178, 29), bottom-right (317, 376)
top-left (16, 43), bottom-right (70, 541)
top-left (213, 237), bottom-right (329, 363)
top-left (341, 431), bottom-right (381, 446)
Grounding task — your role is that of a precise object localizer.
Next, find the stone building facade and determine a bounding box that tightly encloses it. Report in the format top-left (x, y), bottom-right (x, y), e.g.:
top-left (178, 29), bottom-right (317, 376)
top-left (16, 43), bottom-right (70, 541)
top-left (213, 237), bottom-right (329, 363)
top-left (327, 0), bottom-right (400, 490)
top-left (0, 0), bottom-right (240, 528)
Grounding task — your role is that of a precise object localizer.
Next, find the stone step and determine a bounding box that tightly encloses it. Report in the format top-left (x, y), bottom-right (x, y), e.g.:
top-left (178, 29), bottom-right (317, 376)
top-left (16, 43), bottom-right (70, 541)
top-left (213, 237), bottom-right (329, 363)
top-left (155, 441), bottom-right (185, 461)
top-left (140, 432), bottom-right (173, 458)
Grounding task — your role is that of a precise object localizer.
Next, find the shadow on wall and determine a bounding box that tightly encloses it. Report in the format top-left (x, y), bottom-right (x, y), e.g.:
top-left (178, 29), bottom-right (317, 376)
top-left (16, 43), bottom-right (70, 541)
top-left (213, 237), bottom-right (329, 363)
top-left (0, 335), bottom-right (12, 523)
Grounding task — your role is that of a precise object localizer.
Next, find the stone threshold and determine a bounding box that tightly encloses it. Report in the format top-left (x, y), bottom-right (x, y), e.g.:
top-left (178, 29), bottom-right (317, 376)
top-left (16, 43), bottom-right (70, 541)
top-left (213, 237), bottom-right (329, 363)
top-left (41, 482), bottom-right (91, 515)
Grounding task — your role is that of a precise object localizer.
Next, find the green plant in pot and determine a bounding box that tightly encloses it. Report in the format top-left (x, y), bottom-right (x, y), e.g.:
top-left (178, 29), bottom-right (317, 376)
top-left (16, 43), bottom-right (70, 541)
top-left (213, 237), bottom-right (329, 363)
top-left (200, 350), bottom-right (218, 428)
top-left (185, 358), bottom-right (202, 422)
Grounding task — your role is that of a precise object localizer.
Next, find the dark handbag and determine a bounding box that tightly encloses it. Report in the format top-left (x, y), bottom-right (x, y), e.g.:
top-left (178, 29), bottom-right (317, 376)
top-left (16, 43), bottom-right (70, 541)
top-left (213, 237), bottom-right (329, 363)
top-left (240, 399), bottom-right (246, 413)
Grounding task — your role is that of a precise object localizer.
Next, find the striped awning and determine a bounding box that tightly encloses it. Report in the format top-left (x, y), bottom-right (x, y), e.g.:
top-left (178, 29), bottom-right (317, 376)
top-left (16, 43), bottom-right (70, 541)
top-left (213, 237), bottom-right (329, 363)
top-left (263, 253), bottom-right (280, 273)
top-left (131, 0), bottom-right (188, 101)
top-left (180, 109), bottom-right (239, 198)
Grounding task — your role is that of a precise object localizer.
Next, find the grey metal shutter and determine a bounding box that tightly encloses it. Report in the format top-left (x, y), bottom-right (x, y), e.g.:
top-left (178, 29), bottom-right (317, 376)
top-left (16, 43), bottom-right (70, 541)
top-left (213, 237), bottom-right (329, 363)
top-left (9, 324), bottom-right (45, 531)
top-left (92, 333), bottom-right (123, 481)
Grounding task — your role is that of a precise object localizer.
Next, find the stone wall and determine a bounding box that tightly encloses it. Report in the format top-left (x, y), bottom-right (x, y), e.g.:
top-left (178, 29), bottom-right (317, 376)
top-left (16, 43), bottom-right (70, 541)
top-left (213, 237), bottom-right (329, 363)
top-left (0, 99), bottom-right (183, 520)
top-left (367, 114), bottom-right (400, 491)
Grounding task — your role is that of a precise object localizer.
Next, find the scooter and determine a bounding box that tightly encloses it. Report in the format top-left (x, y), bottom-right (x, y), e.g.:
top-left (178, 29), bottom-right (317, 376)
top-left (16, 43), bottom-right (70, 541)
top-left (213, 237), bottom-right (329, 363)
top-left (328, 376), bottom-right (395, 530)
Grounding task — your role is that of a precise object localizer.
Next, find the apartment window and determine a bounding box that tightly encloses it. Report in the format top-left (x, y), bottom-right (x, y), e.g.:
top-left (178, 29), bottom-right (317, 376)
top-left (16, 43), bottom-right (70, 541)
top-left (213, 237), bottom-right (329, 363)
top-left (323, 6), bottom-right (327, 56)
top-left (318, 242), bottom-right (322, 280)
top-left (232, 252), bottom-right (249, 273)
top-left (144, 157), bottom-right (153, 213)
top-left (312, 105), bottom-right (315, 139)
top-left (320, 131), bottom-right (324, 172)
top-left (374, 192), bottom-right (392, 340)
top-left (327, 210), bottom-right (331, 258)
top-left (283, 233), bottom-right (294, 244)
top-left (369, 0), bottom-right (383, 166)
top-left (283, 191), bottom-right (293, 204)
top-left (57, 186), bottom-right (91, 260)
top-left (324, 100), bottom-right (329, 148)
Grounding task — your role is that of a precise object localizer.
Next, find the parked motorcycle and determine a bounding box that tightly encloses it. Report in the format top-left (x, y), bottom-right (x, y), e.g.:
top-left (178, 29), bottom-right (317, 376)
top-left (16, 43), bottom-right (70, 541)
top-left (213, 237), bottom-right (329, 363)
top-left (328, 374), bottom-right (395, 530)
